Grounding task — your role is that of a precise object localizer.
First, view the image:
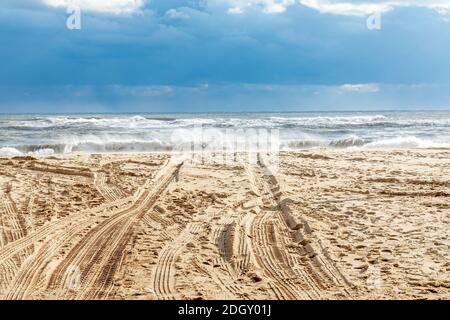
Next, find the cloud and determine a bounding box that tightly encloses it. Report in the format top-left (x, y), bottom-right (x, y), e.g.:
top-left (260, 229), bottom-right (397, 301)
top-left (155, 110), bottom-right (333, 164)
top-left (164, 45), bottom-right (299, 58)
top-left (165, 8), bottom-right (190, 19)
top-left (43, 0), bottom-right (146, 14)
top-left (224, 0), bottom-right (296, 14)
top-left (340, 84), bottom-right (380, 93)
top-left (4, 83), bottom-right (450, 112)
top-left (299, 0), bottom-right (450, 16)
top-left (39, 0), bottom-right (450, 16)
top-left (111, 85), bottom-right (175, 96)
top-left (218, 0), bottom-right (450, 16)
top-left (299, 0), bottom-right (393, 16)
top-left (228, 6), bottom-right (243, 14)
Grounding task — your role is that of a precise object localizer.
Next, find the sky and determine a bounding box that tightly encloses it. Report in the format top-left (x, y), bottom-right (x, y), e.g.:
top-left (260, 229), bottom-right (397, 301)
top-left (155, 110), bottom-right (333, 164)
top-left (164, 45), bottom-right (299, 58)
top-left (1, 0), bottom-right (450, 113)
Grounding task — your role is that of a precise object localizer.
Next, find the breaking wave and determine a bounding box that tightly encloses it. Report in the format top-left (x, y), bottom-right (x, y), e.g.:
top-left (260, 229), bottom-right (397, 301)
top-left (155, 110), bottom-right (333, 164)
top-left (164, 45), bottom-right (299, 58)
top-left (1, 112), bottom-right (450, 156)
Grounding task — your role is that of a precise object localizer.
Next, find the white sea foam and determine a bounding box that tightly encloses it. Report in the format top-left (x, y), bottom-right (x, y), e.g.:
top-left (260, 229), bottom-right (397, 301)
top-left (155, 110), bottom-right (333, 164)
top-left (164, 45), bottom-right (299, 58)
top-left (361, 136), bottom-right (450, 149)
top-left (0, 147), bottom-right (55, 157)
top-left (270, 115), bottom-right (388, 126)
top-left (1, 112), bottom-right (450, 154)
top-left (0, 147), bottom-right (23, 156)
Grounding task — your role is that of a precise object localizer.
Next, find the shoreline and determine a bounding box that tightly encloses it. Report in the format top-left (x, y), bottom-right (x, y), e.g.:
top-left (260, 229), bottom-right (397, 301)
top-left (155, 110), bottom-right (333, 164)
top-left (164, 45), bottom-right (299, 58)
top-left (1, 147), bottom-right (450, 159)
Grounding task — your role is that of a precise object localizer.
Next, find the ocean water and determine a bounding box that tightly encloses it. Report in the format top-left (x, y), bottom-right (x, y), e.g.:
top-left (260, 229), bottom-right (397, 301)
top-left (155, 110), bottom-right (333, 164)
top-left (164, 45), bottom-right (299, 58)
top-left (1, 111), bottom-right (450, 156)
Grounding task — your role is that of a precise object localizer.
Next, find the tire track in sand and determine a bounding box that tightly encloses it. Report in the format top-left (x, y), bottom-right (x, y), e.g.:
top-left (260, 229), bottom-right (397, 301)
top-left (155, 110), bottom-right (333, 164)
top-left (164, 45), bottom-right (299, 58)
top-left (2, 159), bottom-right (180, 299)
top-left (2, 195), bottom-right (135, 300)
top-left (242, 154), bottom-right (352, 300)
top-left (242, 162), bottom-right (302, 299)
top-left (209, 218), bottom-right (249, 299)
top-left (257, 154), bottom-right (353, 298)
top-left (0, 187), bottom-right (31, 295)
top-left (94, 172), bottom-right (123, 202)
top-left (0, 191), bottom-right (27, 245)
top-left (150, 222), bottom-right (202, 300)
top-left (45, 159), bottom-right (183, 300)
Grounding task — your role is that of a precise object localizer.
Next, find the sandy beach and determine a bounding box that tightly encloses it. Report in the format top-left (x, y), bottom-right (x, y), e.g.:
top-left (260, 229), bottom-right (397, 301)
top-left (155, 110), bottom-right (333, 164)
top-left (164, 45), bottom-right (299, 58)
top-left (0, 149), bottom-right (448, 300)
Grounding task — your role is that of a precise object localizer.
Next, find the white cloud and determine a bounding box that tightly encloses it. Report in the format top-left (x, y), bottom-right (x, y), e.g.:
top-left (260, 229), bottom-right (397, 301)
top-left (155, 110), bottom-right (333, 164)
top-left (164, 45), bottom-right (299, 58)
top-left (225, 0), bottom-right (296, 14)
top-left (220, 0), bottom-right (450, 16)
top-left (299, 0), bottom-right (393, 16)
top-left (340, 83), bottom-right (380, 92)
top-left (299, 0), bottom-right (450, 16)
top-left (41, 0), bottom-right (450, 16)
top-left (43, 0), bottom-right (145, 14)
top-left (228, 6), bottom-right (244, 14)
top-left (165, 8), bottom-right (190, 19)
top-left (111, 85), bottom-right (174, 96)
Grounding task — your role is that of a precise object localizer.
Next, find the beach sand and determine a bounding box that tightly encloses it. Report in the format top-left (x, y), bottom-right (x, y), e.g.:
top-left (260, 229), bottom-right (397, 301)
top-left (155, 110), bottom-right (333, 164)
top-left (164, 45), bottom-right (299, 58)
top-left (0, 149), bottom-right (448, 299)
